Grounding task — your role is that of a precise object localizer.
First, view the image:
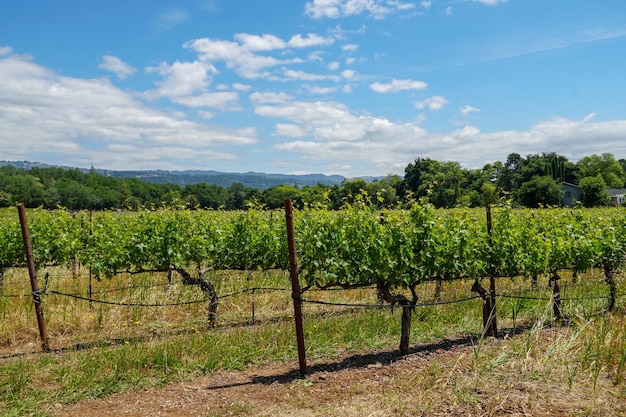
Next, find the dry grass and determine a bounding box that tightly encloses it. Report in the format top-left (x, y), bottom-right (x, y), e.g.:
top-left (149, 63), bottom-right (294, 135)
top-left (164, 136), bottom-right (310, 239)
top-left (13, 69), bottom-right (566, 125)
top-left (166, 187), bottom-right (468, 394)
top-left (1, 266), bottom-right (625, 416)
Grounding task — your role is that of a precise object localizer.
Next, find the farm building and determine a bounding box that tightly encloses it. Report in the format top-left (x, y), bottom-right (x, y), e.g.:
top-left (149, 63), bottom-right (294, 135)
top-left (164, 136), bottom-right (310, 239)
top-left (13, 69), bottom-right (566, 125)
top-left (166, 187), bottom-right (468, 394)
top-left (608, 188), bottom-right (626, 206)
top-left (559, 182), bottom-right (582, 207)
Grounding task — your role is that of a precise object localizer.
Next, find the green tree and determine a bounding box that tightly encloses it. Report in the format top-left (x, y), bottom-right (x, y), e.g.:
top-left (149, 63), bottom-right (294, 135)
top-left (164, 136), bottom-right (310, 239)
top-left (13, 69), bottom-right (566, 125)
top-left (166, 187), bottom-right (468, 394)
top-left (261, 185), bottom-right (301, 209)
top-left (579, 176), bottom-right (611, 207)
top-left (577, 153), bottom-right (625, 188)
top-left (365, 175), bottom-right (401, 208)
top-left (402, 158), bottom-right (465, 208)
top-left (299, 184), bottom-right (332, 208)
top-left (516, 176), bottom-right (563, 208)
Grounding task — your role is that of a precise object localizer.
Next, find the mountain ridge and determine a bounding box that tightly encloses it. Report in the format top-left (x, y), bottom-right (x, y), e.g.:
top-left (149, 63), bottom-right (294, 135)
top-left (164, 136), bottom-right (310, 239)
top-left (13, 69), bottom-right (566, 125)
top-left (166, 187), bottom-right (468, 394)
top-left (0, 160), bottom-right (376, 190)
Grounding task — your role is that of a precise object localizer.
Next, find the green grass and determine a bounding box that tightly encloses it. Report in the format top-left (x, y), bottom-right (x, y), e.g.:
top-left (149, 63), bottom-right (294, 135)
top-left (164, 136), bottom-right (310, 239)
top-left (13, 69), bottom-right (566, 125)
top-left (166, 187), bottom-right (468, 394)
top-left (0, 268), bottom-right (624, 416)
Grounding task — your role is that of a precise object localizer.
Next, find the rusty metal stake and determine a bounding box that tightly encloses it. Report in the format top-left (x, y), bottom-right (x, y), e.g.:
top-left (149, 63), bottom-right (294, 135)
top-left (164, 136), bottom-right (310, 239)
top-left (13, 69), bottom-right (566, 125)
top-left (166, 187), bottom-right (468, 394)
top-left (17, 204), bottom-right (50, 352)
top-left (485, 205), bottom-right (498, 337)
top-left (284, 199), bottom-right (306, 376)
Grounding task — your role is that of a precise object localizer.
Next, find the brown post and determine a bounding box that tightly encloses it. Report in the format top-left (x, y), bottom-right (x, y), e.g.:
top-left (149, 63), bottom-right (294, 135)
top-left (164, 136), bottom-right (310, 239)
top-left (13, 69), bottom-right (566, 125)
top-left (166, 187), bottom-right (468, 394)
top-left (485, 205), bottom-right (497, 337)
top-left (17, 204), bottom-right (50, 352)
top-left (284, 199), bottom-right (306, 376)
top-left (549, 273), bottom-right (563, 322)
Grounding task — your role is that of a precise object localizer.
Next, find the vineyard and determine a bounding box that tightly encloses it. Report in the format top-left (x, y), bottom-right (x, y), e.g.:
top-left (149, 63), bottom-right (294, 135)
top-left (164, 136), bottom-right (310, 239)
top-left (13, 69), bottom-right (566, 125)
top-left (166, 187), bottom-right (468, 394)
top-left (1, 203), bottom-right (625, 332)
top-left (2, 202), bottom-right (625, 282)
top-left (1, 202), bottom-right (626, 415)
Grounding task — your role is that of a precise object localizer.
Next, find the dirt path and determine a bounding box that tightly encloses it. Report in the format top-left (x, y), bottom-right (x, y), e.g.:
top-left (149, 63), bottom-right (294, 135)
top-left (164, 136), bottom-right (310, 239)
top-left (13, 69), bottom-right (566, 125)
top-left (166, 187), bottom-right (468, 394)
top-left (54, 332), bottom-right (625, 417)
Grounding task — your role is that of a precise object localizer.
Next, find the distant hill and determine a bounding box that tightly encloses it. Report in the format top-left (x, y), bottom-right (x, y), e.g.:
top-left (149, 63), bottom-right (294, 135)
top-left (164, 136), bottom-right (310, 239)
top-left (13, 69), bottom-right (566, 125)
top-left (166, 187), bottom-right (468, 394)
top-left (0, 160), bottom-right (352, 190)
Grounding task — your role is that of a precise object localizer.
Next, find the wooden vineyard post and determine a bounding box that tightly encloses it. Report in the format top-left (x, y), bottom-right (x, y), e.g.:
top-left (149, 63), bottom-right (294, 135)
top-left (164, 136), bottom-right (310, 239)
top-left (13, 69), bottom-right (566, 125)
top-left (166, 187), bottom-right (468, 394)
top-left (284, 199), bottom-right (307, 376)
top-left (549, 272), bottom-right (563, 322)
top-left (485, 205), bottom-right (498, 337)
top-left (17, 204), bottom-right (50, 352)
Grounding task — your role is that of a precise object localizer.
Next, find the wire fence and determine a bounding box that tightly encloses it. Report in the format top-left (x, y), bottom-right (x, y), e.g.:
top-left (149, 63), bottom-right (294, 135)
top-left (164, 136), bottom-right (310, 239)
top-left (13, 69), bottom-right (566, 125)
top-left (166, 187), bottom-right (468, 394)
top-left (1, 267), bottom-right (623, 362)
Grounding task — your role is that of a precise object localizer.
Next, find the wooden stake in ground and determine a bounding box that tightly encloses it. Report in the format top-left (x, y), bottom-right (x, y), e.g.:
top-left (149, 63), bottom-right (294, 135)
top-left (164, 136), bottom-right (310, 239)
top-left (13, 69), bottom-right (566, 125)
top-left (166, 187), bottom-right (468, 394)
top-left (17, 204), bottom-right (50, 352)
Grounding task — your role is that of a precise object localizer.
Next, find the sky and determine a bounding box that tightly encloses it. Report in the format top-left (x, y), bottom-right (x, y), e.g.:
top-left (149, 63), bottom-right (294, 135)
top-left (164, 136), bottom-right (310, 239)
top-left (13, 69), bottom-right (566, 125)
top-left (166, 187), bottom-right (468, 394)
top-left (1, 0), bottom-right (626, 178)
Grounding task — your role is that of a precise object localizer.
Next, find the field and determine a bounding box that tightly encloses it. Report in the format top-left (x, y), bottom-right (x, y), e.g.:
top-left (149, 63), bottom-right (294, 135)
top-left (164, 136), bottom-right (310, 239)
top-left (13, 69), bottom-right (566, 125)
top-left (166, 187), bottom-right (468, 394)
top-left (1, 205), bottom-right (626, 415)
top-left (1, 265), bottom-right (625, 416)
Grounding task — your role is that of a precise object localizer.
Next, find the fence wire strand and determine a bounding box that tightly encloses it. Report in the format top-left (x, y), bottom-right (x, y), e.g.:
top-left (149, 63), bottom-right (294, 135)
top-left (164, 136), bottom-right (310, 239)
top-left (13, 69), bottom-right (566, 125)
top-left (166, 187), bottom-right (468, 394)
top-left (298, 294), bottom-right (483, 309)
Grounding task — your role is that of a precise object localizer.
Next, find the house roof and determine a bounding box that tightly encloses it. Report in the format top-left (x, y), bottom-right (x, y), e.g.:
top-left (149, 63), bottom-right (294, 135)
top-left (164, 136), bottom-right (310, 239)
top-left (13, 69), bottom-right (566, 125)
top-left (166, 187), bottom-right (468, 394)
top-left (607, 188), bottom-right (626, 196)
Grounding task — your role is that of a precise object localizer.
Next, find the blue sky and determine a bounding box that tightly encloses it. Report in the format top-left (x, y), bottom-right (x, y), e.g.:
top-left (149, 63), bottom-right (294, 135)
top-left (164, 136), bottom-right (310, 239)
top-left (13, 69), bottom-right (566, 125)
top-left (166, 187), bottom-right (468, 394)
top-left (1, 0), bottom-right (625, 177)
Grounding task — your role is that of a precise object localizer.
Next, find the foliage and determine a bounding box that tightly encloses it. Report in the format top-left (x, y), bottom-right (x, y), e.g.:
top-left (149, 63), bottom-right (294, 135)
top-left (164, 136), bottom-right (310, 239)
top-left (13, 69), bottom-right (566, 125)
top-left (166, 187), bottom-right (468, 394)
top-left (515, 175), bottom-right (563, 208)
top-left (579, 176), bottom-right (611, 207)
top-left (1, 205), bottom-right (625, 287)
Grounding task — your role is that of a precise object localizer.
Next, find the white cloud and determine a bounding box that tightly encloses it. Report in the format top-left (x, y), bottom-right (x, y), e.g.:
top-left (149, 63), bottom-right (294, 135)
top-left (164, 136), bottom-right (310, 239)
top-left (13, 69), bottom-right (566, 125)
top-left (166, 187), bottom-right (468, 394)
top-left (370, 78), bottom-right (428, 93)
top-left (275, 123), bottom-right (309, 137)
top-left (444, 6), bottom-right (453, 14)
top-left (0, 46), bottom-right (13, 57)
top-left (232, 83), bottom-right (251, 91)
top-left (172, 92), bottom-right (240, 110)
top-left (234, 33), bottom-right (286, 51)
top-left (341, 44), bottom-right (359, 52)
top-left (175, 32), bottom-right (335, 83)
top-left (304, 0), bottom-right (417, 19)
top-left (473, 0), bottom-right (507, 5)
top-left (460, 105), bottom-right (480, 116)
top-left (146, 60), bottom-right (217, 98)
top-left (341, 69), bottom-right (356, 79)
top-left (99, 55), bottom-right (137, 80)
top-left (249, 91), bottom-right (294, 104)
top-left (306, 85), bottom-right (338, 95)
top-left (0, 54), bottom-right (256, 170)
top-left (198, 110), bottom-right (214, 119)
top-left (327, 61), bottom-right (340, 70)
top-left (389, 1), bottom-right (417, 11)
top-left (284, 69), bottom-right (339, 82)
top-left (414, 95), bottom-right (449, 111)
top-left (288, 33), bottom-right (334, 48)
top-left (263, 97), bottom-right (626, 176)
top-left (420, 1), bottom-right (432, 8)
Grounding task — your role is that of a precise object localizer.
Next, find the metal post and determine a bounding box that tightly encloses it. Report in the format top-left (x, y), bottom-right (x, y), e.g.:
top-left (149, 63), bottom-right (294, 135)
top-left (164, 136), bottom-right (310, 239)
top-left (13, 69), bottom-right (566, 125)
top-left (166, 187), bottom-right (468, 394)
top-left (17, 204), bottom-right (50, 352)
top-left (284, 199), bottom-right (306, 376)
top-left (485, 205), bottom-right (497, 337)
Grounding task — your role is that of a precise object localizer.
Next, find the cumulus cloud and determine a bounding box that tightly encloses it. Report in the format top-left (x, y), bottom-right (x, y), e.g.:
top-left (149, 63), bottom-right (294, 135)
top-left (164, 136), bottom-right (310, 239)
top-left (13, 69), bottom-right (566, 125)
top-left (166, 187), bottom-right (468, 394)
top-left (0, 46), bottom-right (13, 56)
top-left (172, 92), bottom-right (240, 110)
top-left (234, 33), bottom-right (286, 51)
top-left (460, 105), bottom-right (480, 116)
top-left (341, 44), bottom-right (359, 52)
top-left (288, 33), bottom-right (334, 48)
top-left (249, 91), bottom-right (294, 104)
top-left (184, 32), bottom-right (334, 79)
top-left (341, 69), bottom-right (356, 79)
top-left (304, 0), bottom-right (417, 19)
top-left (99, 55), bottom-right (137, 80)
top-left (0, 54), bottom-right (256, 170)
top-left (370, 78), bottom-right (428, 93)
top-left (414, 95), bottom-right (449, 111)
top-left (275, 123), bottom-right (309, 137)
top-left (146, 60), bottom-right (217, 98)
top-left (251, 89), bottom-right (626, 176)
top-left (306, 85), bottom-right (338, 95)
top-left (284, 69), bottom-right (338, 81)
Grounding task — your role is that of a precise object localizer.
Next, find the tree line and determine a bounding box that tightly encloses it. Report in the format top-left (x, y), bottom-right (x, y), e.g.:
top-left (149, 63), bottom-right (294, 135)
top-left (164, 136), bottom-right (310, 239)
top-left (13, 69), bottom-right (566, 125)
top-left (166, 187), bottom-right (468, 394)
top-left (1, 152), bottom-right (625, 210)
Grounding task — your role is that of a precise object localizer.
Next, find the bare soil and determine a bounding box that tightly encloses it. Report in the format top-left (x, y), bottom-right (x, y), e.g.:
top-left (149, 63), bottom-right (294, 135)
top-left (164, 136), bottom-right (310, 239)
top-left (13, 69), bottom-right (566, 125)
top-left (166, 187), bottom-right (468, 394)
top-left (54, 331), bottom-right (626, 417)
